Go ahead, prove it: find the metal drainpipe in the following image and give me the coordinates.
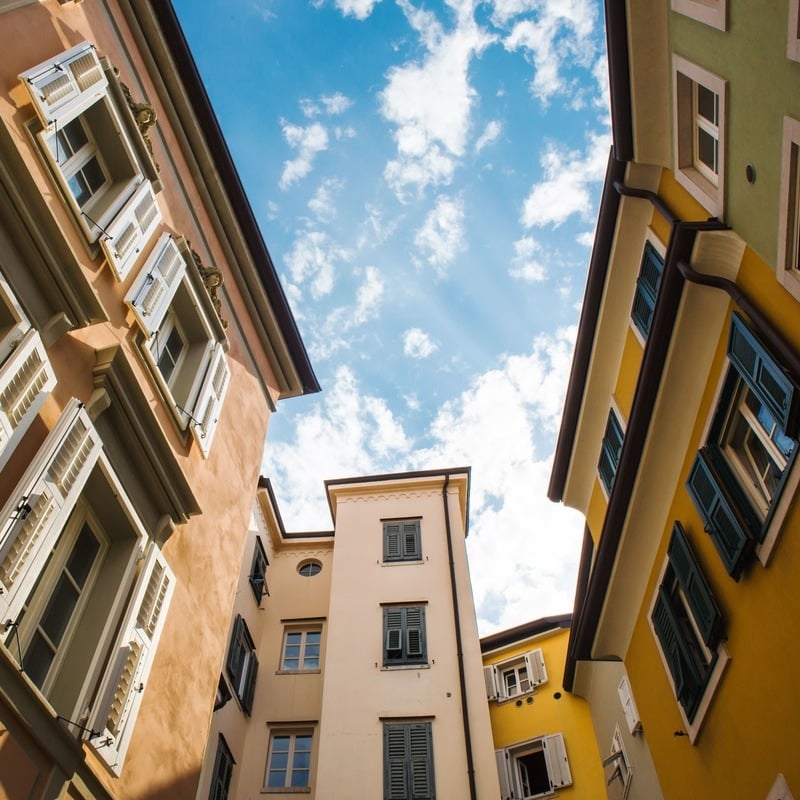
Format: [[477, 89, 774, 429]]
[[442, 473, 478, 800]]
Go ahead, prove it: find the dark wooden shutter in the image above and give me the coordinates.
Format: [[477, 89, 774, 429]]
[[384, 724, 408, 799], [385, 608, 403, 659], [405, 607, 425, 660], [631, 242, 664, 337], [403, 521, 421, 559], [728, 313, 797, 436], [384, 523, 401, 560], [409, 723, 435, 799], [243, 654, 258, 716], [668, 523, 722, 646], [598, 410, 624, 492]]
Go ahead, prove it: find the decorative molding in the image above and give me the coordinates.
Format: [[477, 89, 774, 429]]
[[191, 246, 228, 329], [335, 488, 444, 505], [119, 79, 159, 171]]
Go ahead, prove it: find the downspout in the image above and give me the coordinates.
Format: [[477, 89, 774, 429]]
[[442, 473, 478, 800]]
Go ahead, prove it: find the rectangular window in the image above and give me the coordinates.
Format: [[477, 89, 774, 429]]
[[248, 537, 268, 603], [650, 523, 725, 727], [265, 731, 313, 790], [604, 725, 633, 796], [209, 736, 235, 800], [496, 734, 572, 799], [777, 116, 800, 302], [671, 0, 726, 30], [631, 241, 665, 339], [281, 628, 321, 671], [383, 519, 422, 562], [687, 313, 798, 577], [383, 606, 427, 667], [673, 55, 727, 218], [226, 615, 258, 715], [383, 721, 435, 800], [598, 408, 624, 495], [484, 649, 548, 702]]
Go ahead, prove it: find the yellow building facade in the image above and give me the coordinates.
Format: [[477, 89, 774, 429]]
[[549, 2, 800, 799]]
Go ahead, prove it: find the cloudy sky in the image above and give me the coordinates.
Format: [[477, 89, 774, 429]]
[[173, 0, 609, 634]]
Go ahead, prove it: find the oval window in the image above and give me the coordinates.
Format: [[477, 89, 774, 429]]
[[298, 560, 322, 577]]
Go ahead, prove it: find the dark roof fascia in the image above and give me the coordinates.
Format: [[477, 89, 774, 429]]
[[563, 218, 728, 692], [257, 476, 334, 538], [480, 613, 573, 653], [605, 0, 633, 161], [563, 526, 594, 689], [148, 2, 320, 396], [548, 152, 627, 502]]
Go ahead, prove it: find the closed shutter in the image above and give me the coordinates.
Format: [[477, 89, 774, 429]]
[[125, 233, 185, 337], [0, 402, 101, 622], [495, 749, 513, 799], [483, 665, 499, 700], [598, 410, 624, 492], [408, 723, 434, 800], [542, 734, 572, 789], [686, 448, 753, 577], [384, 724, 408, 800], [384, 523, 401, 559], [728, 312, 797, 436], [403, 521, 421, 559], [631, 242, 664, 337], [524, 649, 548, 686], [100, 181, 162, 282], [668, 523, 722, 646], [405, 607, 425, 659], [89, 542, 175, 773], [617, 675, 642, 735], [0, 328, 57, 466], [19, 42, 108, 128], [189, 345, 230, 458], [385, 608, 403, 656]]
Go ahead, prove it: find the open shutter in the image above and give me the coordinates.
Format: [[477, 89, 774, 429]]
[[0, 402, 101, 622], [729, 312, 797, 436], [631, 241, 664, 337], [19, 42, 107, 128], [242, 653, 258, 715], [189, 346, 230, 458], [100, 181, 162, 281], [524, 649, 548, 687], [495, 749, 513, 800], [402, 521, 421, 559], [408, 723, 434, 800], [0, 276, 29, 366], [385, 609, 403, 656], [125, 233, 185, 337], [89, 542, 175, 773], [617, 675, 642, 735], [598, 410, 624, 492], [686, 448, 753, 577], [405, 606, 425, 659], [483, 665, 499, 700], [384, 523, 401, 559], [668, 523, 722, 646], [0, 328, 57, 466], [542, 734, 572, 789], [384, 724, 408, 800]]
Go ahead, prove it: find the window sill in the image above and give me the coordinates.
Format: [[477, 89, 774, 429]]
[[381, 663, 430, 671], [261, 787, 311, 794], [275, 669, 321, 675], [675, 165, 722, 219], [496, 690, 537, 705], [381, 559, 425, 567]]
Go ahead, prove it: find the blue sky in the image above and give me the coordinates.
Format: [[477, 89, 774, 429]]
[[173, 0, 609, 634]]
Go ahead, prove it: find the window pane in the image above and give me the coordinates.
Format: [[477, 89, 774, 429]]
[[38, 573, 80, 645], [24, 633, 55, 688], [697, 85, 718, 124], [697, 128, 718, 173], [66, 524, 100, 587]]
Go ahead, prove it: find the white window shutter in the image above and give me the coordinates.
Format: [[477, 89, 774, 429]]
[[483, 665, 499, 700], [89, 542, 175, 773], [125, 233, 185, 337], [543, 734, 572, 789], [524, 648, 548, 687], [0, 402, 101, 622], [0, 329, 57, 466], [617, 675, 642, 734], [100, 181, 162, 281], [495, 749, 513, 800], [189, 346, 230, 458], [18, 42, 108, 128], [0, 276, 29, 367]]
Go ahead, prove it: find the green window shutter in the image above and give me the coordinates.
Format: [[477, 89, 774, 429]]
[[402, 521, 421, 559], [631, 242, 664, 337], [409, 723, 435, 799], [598, 409, 624, 493], [728, 313, 797, 435], [385, 608, 403, 658], [384, 724, 408, 799], [243, 654, 258, 716], [226, 616, 245, 680], [405, 606, 426, 662], [686, 448, 752, 578], [668, 523, 722, 646], [384, 523, 401, 560]]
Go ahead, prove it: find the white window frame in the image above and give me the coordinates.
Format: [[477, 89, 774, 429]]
[[496, 734, 572, 799], [777, 117, 800, 302], [280, 626, 322, 672], [604, 725, 633, 800], [673, 55, 727, 218], [788, 0, 800, 62], [264, 729, 314, 791], [671, 0, 726, 31], [484, 648, 547, 702]]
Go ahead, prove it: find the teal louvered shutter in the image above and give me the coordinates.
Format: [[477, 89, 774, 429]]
[[686, 448, 752, 578], [631, 242, 664, 337], [598, 410, 624, 493], [668, 523, 722, 646], [384, 724, 408, 799], [403, 521, 421, 559], [384, 523, 401, 560], [385, 608, 403, 659], [243, 653, 258, 715], [728, 313, 797, 436], [405, 606, 425, 660], [409, 724, 434, 799]]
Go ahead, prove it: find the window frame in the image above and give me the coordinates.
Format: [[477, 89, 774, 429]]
[[788, 0, 800, 62], [264, 729, 313, 792], [382, 605, 427, 668], [383, 720, 435, 800], [671, 0, 727, 30], [225, 615, 258, 715], [496, 733, 573, 799], [248, 537, 269, 604], [383, 518, 422, 562], [280, 626, 322, 672], [209, 735, 235, 800], [672, 55, 727, 218], [777, 116, 800, 302], [484, 648, 548, 702]]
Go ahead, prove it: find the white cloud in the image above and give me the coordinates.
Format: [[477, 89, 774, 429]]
[[334, 125, 357, 140], [352, 266, 385, 326], [475, 120, 502, 153], [403, 328, 438, 359], [521, 130, 610, 228], [413, 195, 466, 272], [284, 230, 350, 299], [357, 202, 401, 249], [510, 235, 547, 282], [379, 0, 496, 198], [248, 0, 276, 22], [280, 121, 329, 189], [308, 178, 344, 222], [321, 92, 353, 115], [335, 0, 382, 19]]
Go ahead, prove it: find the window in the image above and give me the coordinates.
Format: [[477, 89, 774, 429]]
[[604, 726, 633, 799], [281, 628, 321, 671], [383, 606, 427, 667], [671, 0, 727, 31], [496, 734, 572, 799], [126, 233, 230, 457], [265, 731, 312, 790], [19, 43, 162, 276], [649, 523, 727, 733], [249, 537, 269, 603], [673, 55, 727, 218], [226, 615, 258, 715], [209, 736, 235, 800], [686, 314, 798, 577], [0, 400, 175, 774], [631, 241, 664, 339], [777, 116, 800, 301], [788, 0, 800, 62], [383, 519, 421, 562], [383, 721, 435, 800], [598, 408, 624, 495], [298, 559, 322, 577], [484, 649, 547, 701]]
